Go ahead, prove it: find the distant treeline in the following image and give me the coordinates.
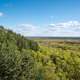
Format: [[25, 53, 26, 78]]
[[27, 36, 80, 40]]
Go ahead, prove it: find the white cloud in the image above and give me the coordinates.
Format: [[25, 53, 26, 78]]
[[0, 12, 4, 17], [12, 21, 80, 37], [12, 24, 40, 36], [46, 21, 80, 36]]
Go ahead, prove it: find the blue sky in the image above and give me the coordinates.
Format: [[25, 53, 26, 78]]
[[0, 0, 80, 36]]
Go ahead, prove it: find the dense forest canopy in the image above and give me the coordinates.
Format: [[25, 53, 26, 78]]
[[0, 26, 80, 80]]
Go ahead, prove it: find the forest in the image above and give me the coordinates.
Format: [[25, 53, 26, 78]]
[[0, 26, 80, 80]]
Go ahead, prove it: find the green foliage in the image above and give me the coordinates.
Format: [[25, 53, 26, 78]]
[[35, 39, 80, 80], [0, 26, 80, 80], [0, 26, 38, 80]]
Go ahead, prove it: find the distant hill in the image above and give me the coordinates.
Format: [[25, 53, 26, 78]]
[[27, 36, 80, 40]]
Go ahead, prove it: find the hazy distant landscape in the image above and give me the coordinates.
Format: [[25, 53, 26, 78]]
[[28, 36, 80, 40]]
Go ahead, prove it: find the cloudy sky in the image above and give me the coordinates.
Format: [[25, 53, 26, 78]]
[[0, 0, 80, 37]]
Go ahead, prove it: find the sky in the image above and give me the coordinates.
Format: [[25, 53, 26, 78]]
[[0, 0, 80, 36]]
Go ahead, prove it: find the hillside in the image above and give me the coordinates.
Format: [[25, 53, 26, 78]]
[[0, 26, 39, 80], [0, 26, 80, 80]]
